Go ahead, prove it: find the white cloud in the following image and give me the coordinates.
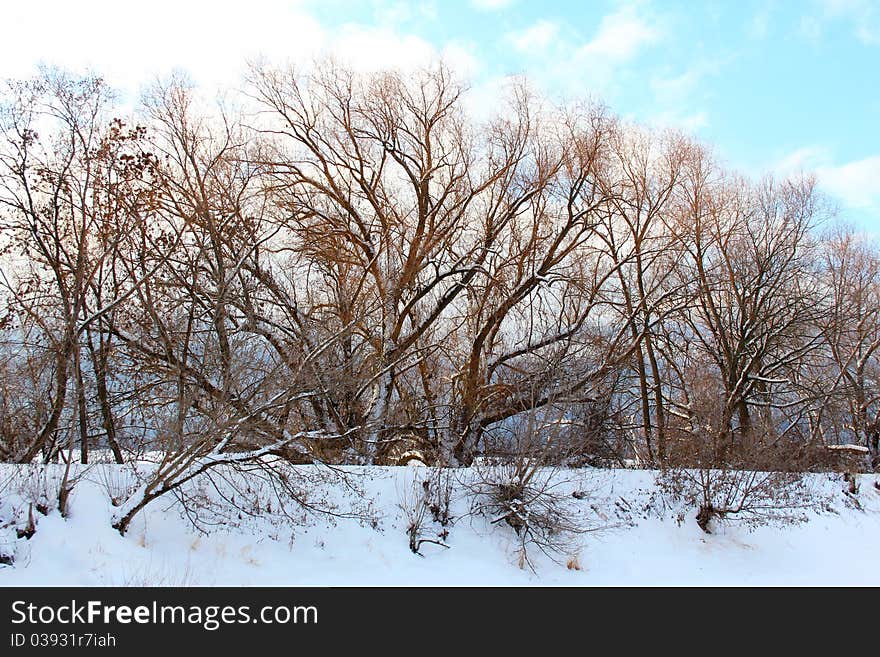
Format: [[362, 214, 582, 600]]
[[647, 56, 723, 136], [578, 6, 660, 61], [482, 6, 666, 108], [774, 146, 831, 176], [441, 42, 483, 77], [470, 0, 515, 11], [329, 26, 482, 76], [650, 110, 709, 133], [371, 1, 438, 25], [801, 0, 880, 44], [330, 24, 436, 72], [463, 75, 514, 121], [650, 69, 701, 102], [0, 0, 482, 99], [799, 15, 823, 41], [506, 21, 559, 53], [0, 1, 324, 95], [775, 147, 880, 220], [856, 22, 880, 44], [817, 156, 880, 210], [749, 8, 771, 40]]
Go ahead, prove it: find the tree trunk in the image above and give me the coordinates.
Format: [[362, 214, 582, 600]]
[[74, 344, 89, 464], [18, 346, 71, 464], [86, 327, 124, 463]]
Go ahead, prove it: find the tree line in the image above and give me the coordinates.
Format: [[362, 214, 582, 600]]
[[1, 63, 878, 481]]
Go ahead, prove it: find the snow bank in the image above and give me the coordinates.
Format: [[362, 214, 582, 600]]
[[1, 464, 878, 585]]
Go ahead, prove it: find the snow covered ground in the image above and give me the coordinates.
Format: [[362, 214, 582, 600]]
[[1, 463, 878, 586]]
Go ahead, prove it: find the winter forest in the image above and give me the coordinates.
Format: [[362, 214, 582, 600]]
[[0, 61, 878, 581]]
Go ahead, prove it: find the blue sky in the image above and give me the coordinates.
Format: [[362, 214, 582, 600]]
[[2, 0, 878, 232]]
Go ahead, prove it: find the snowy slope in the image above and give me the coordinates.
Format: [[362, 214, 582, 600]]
[[1, 464, 878, 586]]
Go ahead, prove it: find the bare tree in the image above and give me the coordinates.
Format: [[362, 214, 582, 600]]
[[594, 125, 691, 464], [667, 150, 828, 465], [0, 69, 162, 465], [246, 65, 625, 464], [817, 225, 880, 469]]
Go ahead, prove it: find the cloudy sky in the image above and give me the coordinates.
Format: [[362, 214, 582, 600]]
[[2, 0, 878, 232]]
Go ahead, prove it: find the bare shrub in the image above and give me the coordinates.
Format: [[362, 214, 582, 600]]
[[396, 468, 453, 555], [426, 467, 454, 529], [91, 462, 140, 507], [114, 561, 196, 587], [0, 461, 91, 553], [464, 400, 605, 569], [11, 464, 64, 516], [464, 456, 598, 571], [660, 362, 828, 532], [164, 459, 378, 541], [396, 473, 432, 555], [0, 468, 18, 564], [657, 466, 820, 533]]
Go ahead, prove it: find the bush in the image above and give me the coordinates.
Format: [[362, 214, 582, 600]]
[[657, 466, 820, 533], [396, 468, 453, 555], [465, 458, 597, 571], [164, 458, 378, 541]]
